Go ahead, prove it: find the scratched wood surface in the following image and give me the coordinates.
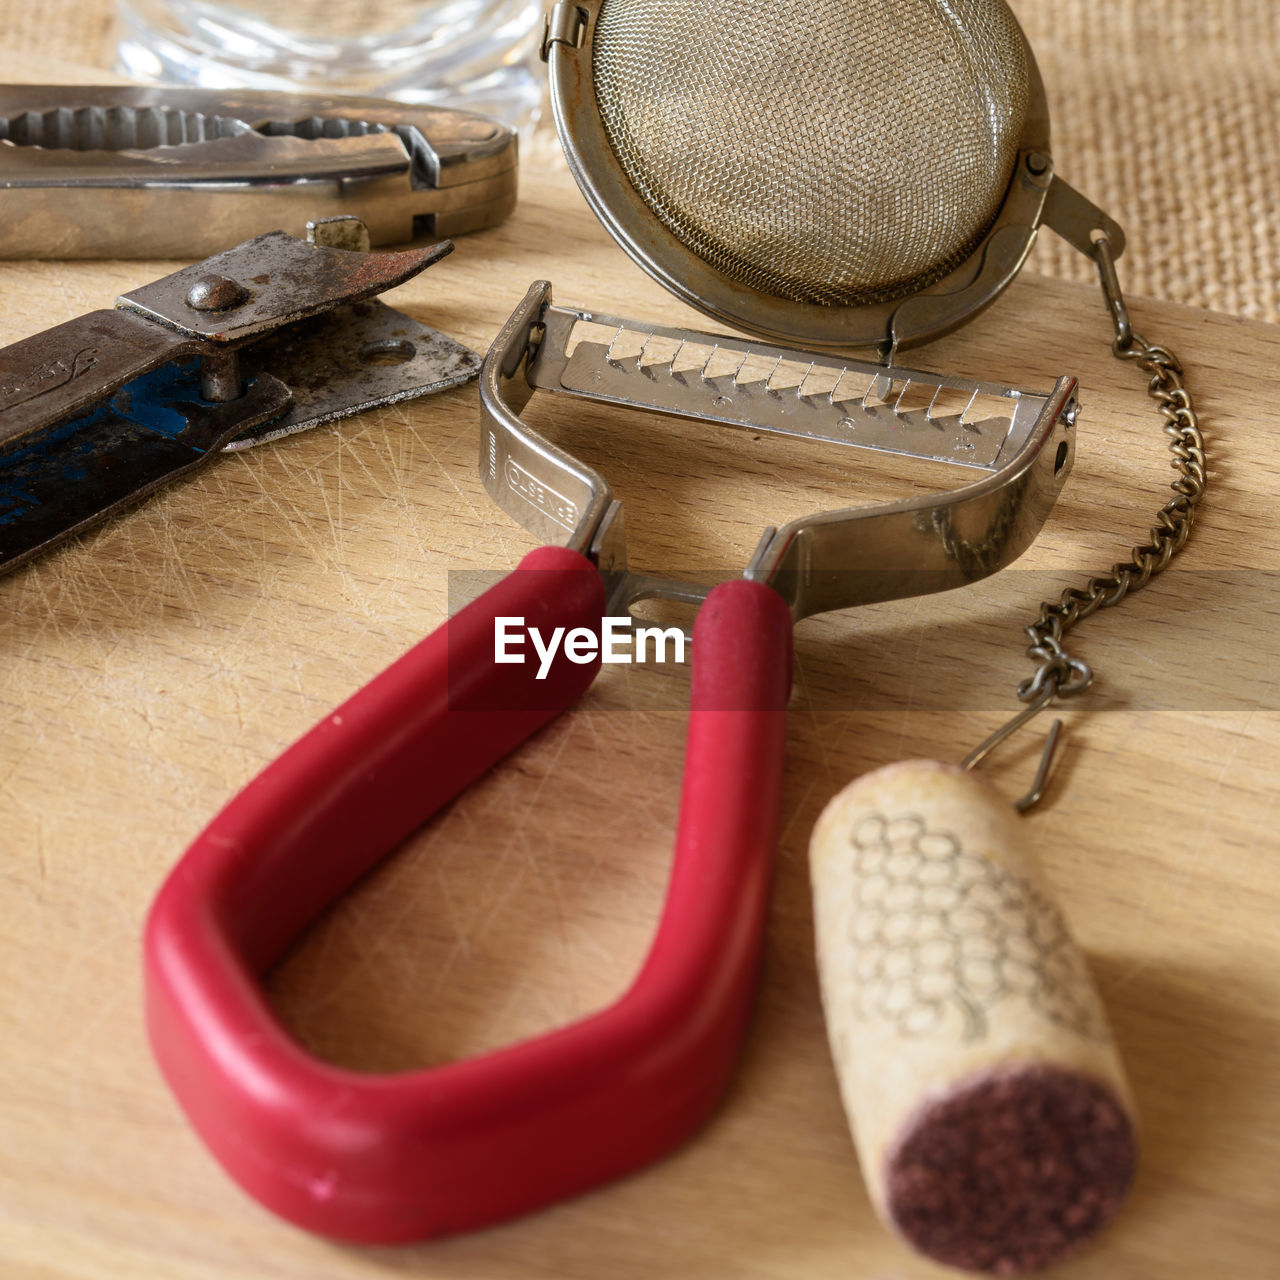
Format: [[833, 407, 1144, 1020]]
[[2, 71, 1280, 1280]]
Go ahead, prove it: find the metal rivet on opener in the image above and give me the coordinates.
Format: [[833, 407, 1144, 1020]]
[[185, 274, 250, 312], [1026, 151, 1050, 176]]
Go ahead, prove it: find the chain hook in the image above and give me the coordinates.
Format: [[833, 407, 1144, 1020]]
[[1092, 231, 1134, 353], [967, 225, 1205, 816], [1016, 648, 1093, 702], [962, 679, 1065, 813]]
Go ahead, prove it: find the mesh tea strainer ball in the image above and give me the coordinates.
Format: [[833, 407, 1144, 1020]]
[[544, 0, 1125, 351]]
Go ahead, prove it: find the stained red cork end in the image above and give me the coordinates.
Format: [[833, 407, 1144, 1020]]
[[884, 1065, 1136, 1275]]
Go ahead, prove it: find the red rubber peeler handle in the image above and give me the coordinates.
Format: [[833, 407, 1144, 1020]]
[[145, 548, 792, 1242]]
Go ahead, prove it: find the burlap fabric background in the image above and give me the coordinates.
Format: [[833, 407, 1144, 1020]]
[[4, 1, 1277, 322]]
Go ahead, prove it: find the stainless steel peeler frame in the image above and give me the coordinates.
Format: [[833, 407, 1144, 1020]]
[[480, 281, 1079, 619]]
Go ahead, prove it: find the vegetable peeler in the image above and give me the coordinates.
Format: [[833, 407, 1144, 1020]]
[[0, 85, 517, 258], [144, 281, 1078, 1243], [0, 216, 479, 576]]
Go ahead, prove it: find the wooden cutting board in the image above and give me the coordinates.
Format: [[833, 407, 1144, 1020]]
[[2, 101, 1278, 1280]]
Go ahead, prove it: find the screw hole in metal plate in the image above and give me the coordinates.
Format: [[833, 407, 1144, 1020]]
[[358, 338, 416, 366], [1054, 439, 1069, 475]]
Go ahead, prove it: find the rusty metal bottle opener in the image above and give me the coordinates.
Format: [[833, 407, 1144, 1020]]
[[0, 85, 517, 258], [0, 217, 479, 576]]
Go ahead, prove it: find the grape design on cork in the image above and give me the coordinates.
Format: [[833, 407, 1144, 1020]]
[[841, 812, 1108, 1044]]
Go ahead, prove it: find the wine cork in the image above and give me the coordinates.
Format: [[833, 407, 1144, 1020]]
[[809, 759, 1136, 1275]]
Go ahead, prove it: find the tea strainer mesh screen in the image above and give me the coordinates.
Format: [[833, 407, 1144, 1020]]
[[589, 0, 1031, 308]]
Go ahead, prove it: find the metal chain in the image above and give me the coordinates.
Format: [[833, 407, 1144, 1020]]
[[1014, 233, 1208, 705]]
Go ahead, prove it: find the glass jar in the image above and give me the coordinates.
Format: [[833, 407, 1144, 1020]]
[[115, 0, 545, 134]]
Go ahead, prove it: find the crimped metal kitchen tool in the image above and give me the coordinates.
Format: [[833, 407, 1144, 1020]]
[[143, 278, 1077, 1243], [543, 0, 1121, 353], [0, 216, 478, 575], [0, 85, 516, 258]]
